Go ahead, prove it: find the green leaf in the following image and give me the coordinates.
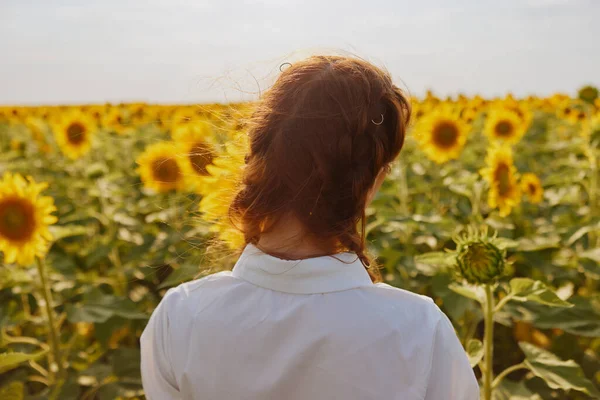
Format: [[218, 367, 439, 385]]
[[0, 381, 24, 400], [448, 283, 485, 303], [49, 225, 90, 241], [466, 339, 483, 368], [519, 342, 600, 397], [579, 248, 600, 263], [493, 238, 519, 249], [517, 235, 560, 252], [158, 264, 205, 289], [447, 183, 472, 198], [566, 225, 595, 246], [111, 348, 141, 380], [66, 290, 148, 324], [0, 268, 32, 290], [509, 278, 573, 308], [97, 383, 121, 400], [531, 296, 600, 337], [85, 162, 109, 178], [413, 251, 456, 268], [0, 351, 46, 374], [492, 379, 542, 400], [430, 273, 473, 322], [52, 376, 81, 400], [66, 304, 115, 324]]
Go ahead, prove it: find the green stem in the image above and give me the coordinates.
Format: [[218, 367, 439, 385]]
[[35, 257, 63, 379], [483, 284, 495, 400], [397, 161, 410, 215], [492, 362, 528, 388], [493, 293, 513, 313], [470, 182, 483, 224], [109, 247, 127, 296], [588, 148, 597, 210], [589, 149, 599, 246]]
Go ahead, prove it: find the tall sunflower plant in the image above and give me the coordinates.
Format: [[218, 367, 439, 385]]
[[406, 100, 600, 399], [0, 172, 66, 397], [417, 227, 599, 400]]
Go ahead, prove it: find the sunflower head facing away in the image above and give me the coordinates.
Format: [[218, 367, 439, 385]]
[[52, 111, 97, 159], [578, 85, 599, 104], [136, 142, 185, 193], [480, 145, 521, 217], [414, 108, 469, 164], [484, 108, 527, 145], [0, 172, 57, 266], [520, 173, 543, 204]]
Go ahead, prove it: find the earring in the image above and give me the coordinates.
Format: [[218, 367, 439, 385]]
[[371, 114, 384, 125]]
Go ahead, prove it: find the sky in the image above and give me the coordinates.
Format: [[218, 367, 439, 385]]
[[1, 0, 599, 105]]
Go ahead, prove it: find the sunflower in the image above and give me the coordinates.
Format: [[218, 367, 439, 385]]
[[198, 131, 248, 248], [25, 117, 50, 150], [578, 85, 599, 104], [136, 142, 185, 193], [413, 108, 469, 163], [173, 121, 217, 190], [459, 106, 479, 124], [170, 107, 198, 138], [52, 111, 97, 159], [102, 107, 132, 135], [85, 104, 108, 126], [520, 173, 543, 204], [484, 108, 527, 145], [0, 172, 57, 266], [480, 146, 521, 217], [581, 113, 600, 145], [127, 103, 152, 125], [557, 101, 588, 124]]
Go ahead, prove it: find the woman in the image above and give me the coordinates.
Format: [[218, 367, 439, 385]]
[[141, 55, 479, 399]]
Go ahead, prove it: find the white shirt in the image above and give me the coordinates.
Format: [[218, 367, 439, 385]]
[[140, 243, 479, 400]]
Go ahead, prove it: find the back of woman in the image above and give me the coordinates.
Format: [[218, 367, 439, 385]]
[[141, 55, 479, 400]]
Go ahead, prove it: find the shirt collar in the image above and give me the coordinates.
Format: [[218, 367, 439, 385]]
[[231, 243, 373, 294]]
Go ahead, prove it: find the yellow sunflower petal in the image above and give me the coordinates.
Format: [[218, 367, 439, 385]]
[[0, 172, 57, 266]]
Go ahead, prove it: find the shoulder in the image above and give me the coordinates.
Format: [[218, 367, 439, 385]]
[[356, 283, 446, 331], [365, 282, 439, 311], [158, 271, 240, 310]]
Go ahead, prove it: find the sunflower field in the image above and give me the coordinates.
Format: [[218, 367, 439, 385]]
[[0, 86, 599, 399]]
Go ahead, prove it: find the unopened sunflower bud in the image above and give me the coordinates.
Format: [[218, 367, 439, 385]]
[[453, 226, 507, 285]]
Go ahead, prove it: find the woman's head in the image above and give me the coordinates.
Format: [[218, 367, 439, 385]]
[[229, 55, 411, 278]]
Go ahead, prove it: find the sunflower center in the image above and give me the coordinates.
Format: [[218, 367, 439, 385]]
[[494, 163, 512, 196], [463, 243, 493, 271], [189, 142, 214, 175], [432, 121, 459, 148], [0, 197, 36, 242], [527, 183, 537, 195], [66, 122, 86, 145], [494, 120, 514, 138], [152, 157, 181, 183]]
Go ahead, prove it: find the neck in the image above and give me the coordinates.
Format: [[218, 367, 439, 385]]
[[256, 213, 336, 260]]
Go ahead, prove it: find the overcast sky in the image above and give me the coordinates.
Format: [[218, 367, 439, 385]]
[[1, 0, 598, 105]]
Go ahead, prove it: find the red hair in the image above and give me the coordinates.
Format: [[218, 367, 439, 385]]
[[229, 55, 411, 281]]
